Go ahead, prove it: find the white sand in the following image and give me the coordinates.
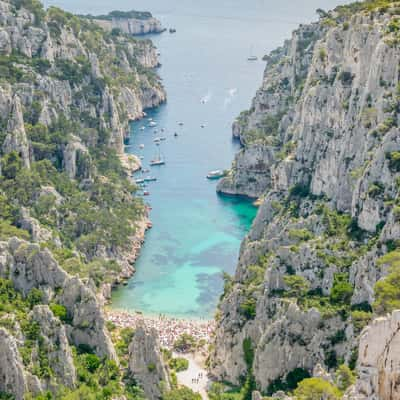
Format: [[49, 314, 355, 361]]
[[176, 352, 210, 400]]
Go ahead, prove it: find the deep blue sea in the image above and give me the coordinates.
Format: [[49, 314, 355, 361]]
[[45, 0, 349, 319]]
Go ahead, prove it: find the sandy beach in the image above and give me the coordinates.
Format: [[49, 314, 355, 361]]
[[106, 309, 215, 349]]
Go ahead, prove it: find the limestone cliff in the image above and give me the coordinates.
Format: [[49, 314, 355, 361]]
[[213, 2, 400, 395], [0, 0, 166, 286], [90, 10, 165, 36], [344, 310, 400, 400], [128, 326, 171, 400], [0, 238, 115, 399], [0, 0, 168, 398]]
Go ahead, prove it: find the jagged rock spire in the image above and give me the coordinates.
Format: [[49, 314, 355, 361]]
[[2, 95, 30, 168]]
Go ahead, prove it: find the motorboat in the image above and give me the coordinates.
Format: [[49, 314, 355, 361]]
[[144, 176, 157, 182], [206, 170, 225, 180]]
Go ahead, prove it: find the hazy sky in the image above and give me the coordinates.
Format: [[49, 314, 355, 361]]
[[43, 0, 351, 24]]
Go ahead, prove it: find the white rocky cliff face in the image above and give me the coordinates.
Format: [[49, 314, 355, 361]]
[[128, 325, 171, 400], [213, 4, 400, 395], [0, 237, 116, 360], [345, 310, 400, 400], [0, 237, 115, 399], [93, 14, 164, 36], [0, 1, 169, 398]]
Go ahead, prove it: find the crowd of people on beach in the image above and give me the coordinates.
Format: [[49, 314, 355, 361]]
[[106, 310, 215, 348]]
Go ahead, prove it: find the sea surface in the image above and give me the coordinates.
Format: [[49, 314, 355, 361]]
[[45, 0, 350, 319]]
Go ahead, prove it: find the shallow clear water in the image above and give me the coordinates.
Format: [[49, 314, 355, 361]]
[[45, 0, 350, 319]]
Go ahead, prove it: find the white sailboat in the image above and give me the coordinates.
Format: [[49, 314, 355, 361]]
[[150, 147, 165, 166], [247, 46, 258, 61]]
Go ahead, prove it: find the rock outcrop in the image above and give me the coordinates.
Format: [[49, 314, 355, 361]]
[[0, 328, 29, 400], [0, 237, 117, 360], [92, 11, 164, 36], [2, 95, 31, 167], [128, 325, 171, 400], [213, 2, 400, 394], [31, 305, 76, 389], [0, 237, 118, 398], [0, 0, 165, 282], [0, 0, 169, 398], [344, 311, 400, 400]]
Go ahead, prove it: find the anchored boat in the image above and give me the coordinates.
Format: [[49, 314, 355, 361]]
[[150, 148, 165, 166], [247, 46, 258, 61], [206, 170, 225, 180]]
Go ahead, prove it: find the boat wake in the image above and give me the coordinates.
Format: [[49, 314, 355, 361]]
[[223, 87, 238, 108], [200, 90, 212, 104]]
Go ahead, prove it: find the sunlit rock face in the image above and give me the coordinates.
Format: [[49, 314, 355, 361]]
[[213, 4, 400, 393]]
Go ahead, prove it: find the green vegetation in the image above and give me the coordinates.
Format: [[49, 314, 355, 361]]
[[386, 151, 400, 172], [240, 338, 256, 400], [239, 297, 257, 320], [114, 327, 135, 366], [283, 275, 310, 298], [267, 368, 311, 395], [330, 274, 354, 305], [86, 10, 153, 21], [162, 387, 202, 400], [374, 250, 400, 314], [288, 228, 314, 242], [335, 364, 355, 392], [49, 303, 68, 322], [241, 111, 285, 145], [208, 383, 242, 400], [168, 357, 189, 372], [0, 2, 167, 399], [351, 310, 372, 333], [14, 0, 46, 24], [293, 377, 341, 400], [173, 333, 197, 353]]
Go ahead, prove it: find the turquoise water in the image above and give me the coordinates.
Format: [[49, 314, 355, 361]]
[[45, 0, 350, 319]]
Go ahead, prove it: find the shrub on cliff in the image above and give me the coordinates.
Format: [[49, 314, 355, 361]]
[[374, 250, 400, 314], [330, 274, 353, 304], [293, 377, 341, 400]]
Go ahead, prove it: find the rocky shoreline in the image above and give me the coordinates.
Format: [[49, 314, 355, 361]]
[[99, 211, 152, 303]]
